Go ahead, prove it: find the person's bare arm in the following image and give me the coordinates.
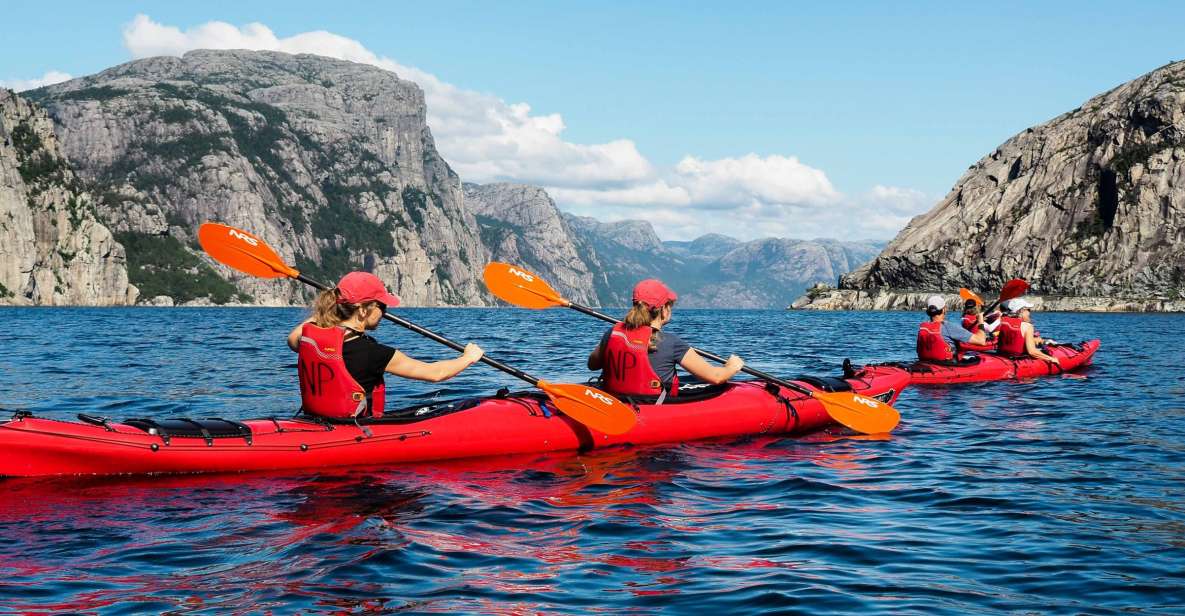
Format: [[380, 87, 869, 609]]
[[1023, 323, 1058, 363], [286, 318, 313, 352], [678, 348, 744, 385], [385, 343, 484, 382], [588, 345, 603, 371]]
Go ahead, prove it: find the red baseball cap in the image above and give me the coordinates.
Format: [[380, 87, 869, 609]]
[[632, 279, 677, 307], [335, 271, 400, 307]]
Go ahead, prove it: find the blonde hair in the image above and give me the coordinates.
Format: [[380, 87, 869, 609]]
[[622, 301, 673, 351], [310, 288, 377, 328]]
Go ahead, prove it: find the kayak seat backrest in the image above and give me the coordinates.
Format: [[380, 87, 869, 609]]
[[125, 417, 252, 439], [794, 375, 854, 393]]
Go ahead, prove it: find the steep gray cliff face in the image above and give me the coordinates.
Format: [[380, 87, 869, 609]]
[[0, 89, 133, 305], [464, 182, 597, 306], [27, 50, 487, 306], [837, 60, 1185, 304]]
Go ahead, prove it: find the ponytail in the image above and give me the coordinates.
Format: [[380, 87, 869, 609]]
[[310, 288, 377, 328], [622, 301, 671, 352]]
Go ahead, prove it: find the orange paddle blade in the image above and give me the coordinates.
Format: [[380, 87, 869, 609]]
[[959, 287, 984, 306], [537, 380, 637, 435], [998, 279, 1029, 303], [483, 262, 568, 309], [198, 223, 298, 279], [814, 390, 900, 434]]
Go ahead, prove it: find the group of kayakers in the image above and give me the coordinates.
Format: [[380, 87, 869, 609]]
[[288, 268, 1058, 421], [917, 294, 1059, 365], [290, 271, 743, 419]]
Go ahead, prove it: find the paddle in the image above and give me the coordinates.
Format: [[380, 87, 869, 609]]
[[482, 262, 901, 434], [959, 288, 984, 306], [196, 223, 637, 435], [981, 279, 1030, 322]]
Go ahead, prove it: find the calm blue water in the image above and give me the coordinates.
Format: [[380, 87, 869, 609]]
[[1, 307, 1183, 614]]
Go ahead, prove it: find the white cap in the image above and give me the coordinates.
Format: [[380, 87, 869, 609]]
[[926, 295, 946, 310], [1005, 298, 1034, 312]]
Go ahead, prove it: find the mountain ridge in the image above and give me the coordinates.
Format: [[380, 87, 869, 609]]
[[4, 50, 885, 308]]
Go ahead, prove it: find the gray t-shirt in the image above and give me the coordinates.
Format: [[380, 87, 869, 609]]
[[599, 327, 691, 386], [941, 319, 974, 346]]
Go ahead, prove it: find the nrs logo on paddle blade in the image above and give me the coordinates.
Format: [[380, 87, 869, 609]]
[[853, 395, 879, 409], [508, 267, 535, 283], [228, 229, 260, 247], [584, 389, 613, 405]]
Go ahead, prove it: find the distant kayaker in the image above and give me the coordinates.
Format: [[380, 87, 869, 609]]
[[286, 272, 484, 419], [995, 298, 1059, 365], [587, 279, 744, 399], [917, 295, 990, 362]]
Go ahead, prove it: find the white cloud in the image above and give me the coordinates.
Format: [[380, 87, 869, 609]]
[[122, 14, 653, 188], [557, 177, 933, 241], [0, 70, 72, 92], [119, 14, 928, 242]]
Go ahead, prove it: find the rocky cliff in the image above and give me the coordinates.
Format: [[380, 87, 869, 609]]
[[464, 182, 598, 306], [26, 50, 488, 306], [799, 59, 1185, 311], [0, 89, 134, 305], [6, 49, 880, 309]]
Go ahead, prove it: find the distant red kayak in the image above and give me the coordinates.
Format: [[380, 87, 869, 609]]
[[864, 339, 1100, 385], [0, 369, 908, 477]]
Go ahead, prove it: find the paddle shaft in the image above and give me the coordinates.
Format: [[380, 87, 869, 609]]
[[566, 303, 818, 397], [295, 274, 545, 387]]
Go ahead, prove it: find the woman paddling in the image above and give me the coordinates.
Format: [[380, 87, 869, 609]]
[[286, 272, 484, 419], [995, 298, 1059, 365], [587, 279, 744, 400]]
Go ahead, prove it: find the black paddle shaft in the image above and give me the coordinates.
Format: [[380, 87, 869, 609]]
[[567, 302, 817, 396], [296, 274, 543, 387]]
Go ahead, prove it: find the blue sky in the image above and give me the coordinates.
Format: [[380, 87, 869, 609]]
[[3, 1, 1183, 240]]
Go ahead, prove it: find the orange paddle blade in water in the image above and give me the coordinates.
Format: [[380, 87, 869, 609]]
[[483, 262, 568, 309], [198, 223, 297, 279], [537, 380, 637, 435], [814, 390, 901, 434]]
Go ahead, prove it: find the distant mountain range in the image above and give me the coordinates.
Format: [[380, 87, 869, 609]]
[[1, 49, 880, 308]]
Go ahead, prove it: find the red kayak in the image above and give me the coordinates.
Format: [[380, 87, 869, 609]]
[[0, 369, 908, 477], [864, 340, 1099, 385]]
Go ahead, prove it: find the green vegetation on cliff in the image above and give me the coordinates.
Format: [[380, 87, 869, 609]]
[[115, 231, 251, 304]]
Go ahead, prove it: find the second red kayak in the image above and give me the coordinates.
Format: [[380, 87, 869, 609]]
[[864, 339, 1100, 385], [0, 367, 908, 477]]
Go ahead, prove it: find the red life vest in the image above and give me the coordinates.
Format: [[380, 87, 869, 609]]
[[961, 314, 980, 333], [297, 323, 386, 418], [917, 321, 954, 362], [600, 323, 678, 397], [996, 316, 1026, 356]]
